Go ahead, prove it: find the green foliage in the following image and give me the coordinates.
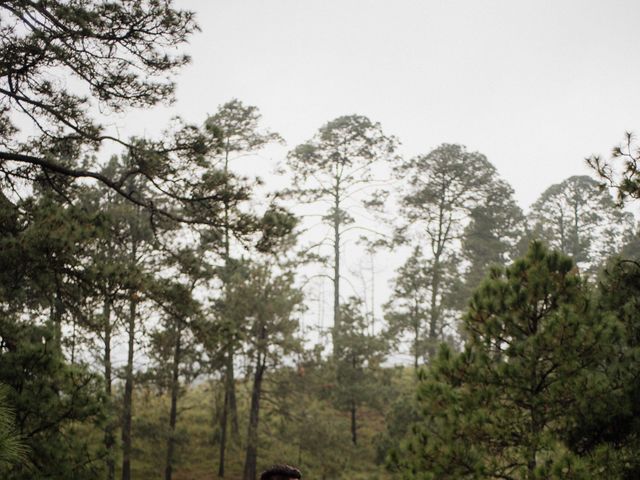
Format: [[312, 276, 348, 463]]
[[528, 175, 634, 269], [588, 132, 640, 205], [200, 99, 289, 251], [385, 247, 460, 367], [393, 144, 508, 355], [0, 385, 25, 469], [286, 114, 398, 351], [398, 242, 621, 480], [205, 99, 283, 154], [255, 206, 299, 254], [126, 363, 410, 480], [563, 257, 640, 479], [378, 385, 420, 468], [234, 262, 303, 360], [335, 298, 391, 415], [460, 180, 526, 303], [287, 115, 398, 200], [0, 0, 208, 221], [0, 318, 105, 480], [0, 195, 87, 303]]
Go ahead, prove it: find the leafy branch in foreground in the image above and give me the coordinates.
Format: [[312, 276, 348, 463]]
[[587, 131, 640, 204], [0, 1, 232, 224], [0, 384, 26, 469]]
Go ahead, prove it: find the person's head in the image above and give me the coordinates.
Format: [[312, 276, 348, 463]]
[[259, 464, 302, 480]]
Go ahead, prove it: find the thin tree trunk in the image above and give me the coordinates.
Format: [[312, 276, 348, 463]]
[[527, 354, 541, 480], [427, 254, 441, 360], [413, 323, 419, 371], [527, 438, 537, 478], [51, 281, 64, 352], [350, 351, 357, 445], [121, 230, 139, 480], [243, 352, 266, 480], [121, 294, 137, 480], [227, 355, 239, 437], [70, 313, 77, 364], [218, 349, 238, 478], [370, 251, 375, 335], [427, 190, 446, 361], [165, 325, 182, 480], [218, 376, 229, 478], [413, 301, 420, 371], [215, 147, 236, 479], [559, 213, 566, 254], [333, 189, 341, 354], [350, 399, 357, 445], [103, 296, 116, 480], [573, 200, 580, 260], [527, 409, 540, 480], [222, 143, 240, 440]]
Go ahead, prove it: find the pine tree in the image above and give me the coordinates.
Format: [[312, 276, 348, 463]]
[[146, 276, 203, 480], [234, 260, 303, 480], [564, 257, 640, 479], [528, 175, 634, 270], [394, 144, 499, 359], [334, 297, 389, 446], [460, 179, 526, 303], [399, 242, 620, 480], [384, 247, 458, 369], [202, 99, 282, 475], [0, 317, 105, 480], [286, 115, 397, 354], [588, 131, 640, 204], [0, 385, 25, 470], [0, 0, 203, 219]]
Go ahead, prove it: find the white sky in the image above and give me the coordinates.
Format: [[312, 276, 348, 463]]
[[119, 0, 640, 209]]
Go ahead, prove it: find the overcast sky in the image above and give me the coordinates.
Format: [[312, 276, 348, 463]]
[[118, 0, 640, 209]]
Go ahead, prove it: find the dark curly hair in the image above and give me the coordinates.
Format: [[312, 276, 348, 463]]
[[259, 464, 302, 480]]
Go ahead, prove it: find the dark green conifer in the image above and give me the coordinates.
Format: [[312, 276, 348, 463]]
[[399, 242, 619, 480]]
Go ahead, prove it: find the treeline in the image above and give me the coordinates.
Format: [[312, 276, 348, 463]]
[[1, 2, 640, 480], [1, 101, 638, 480]]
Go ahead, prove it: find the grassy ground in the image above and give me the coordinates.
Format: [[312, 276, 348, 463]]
[[120, 366, 416, 479]]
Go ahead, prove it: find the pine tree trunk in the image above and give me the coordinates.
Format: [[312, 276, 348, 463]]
[[121, 294, 137, 480], [427, 193, 446, 361], [350, 399, 357, 445], [222, 148, 240, 440], [526, 417, 539, 480], [350, 352, 357, 445], [527, 363, 541, 480], [572, 200, 580, 260], [121, 233, 138, 480], [165, 325, 182, 480], [218, 350, 238, 478], [218, 378, 229, 478], [413, 332, 419, 371], [227, 355, 239, 438], [428, 254, 441, 360], [559, 214, 566, 254], [103, 296, 116, 480], [217, 149, 231, 479], [51, 281, 64, 352], [413, 302, 420, 371], [243, 352, 266, 480], [333, 188, 341, 355]]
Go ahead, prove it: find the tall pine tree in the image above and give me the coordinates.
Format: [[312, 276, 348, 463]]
[[398, 242, 620, 480]]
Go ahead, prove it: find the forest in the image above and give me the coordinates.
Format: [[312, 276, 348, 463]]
[[1, 2, 640, 480]]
